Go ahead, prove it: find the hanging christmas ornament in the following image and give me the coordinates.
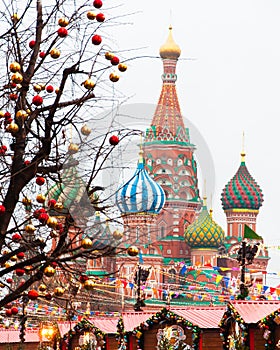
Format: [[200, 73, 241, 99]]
[[68, 143, 79, 154], [92, 34, 102, 45], [46, 85, 54, 93], [47, 217, 58, 229], [109, 73, 119, 82], [32, 95, 43, 106], [96, 13, 105, 22], [12, 233, 21, 242], [0, 205, 6, 215], [28, 290, 39, 300], [38, 212, 49, 224], [57, 27, 68, 38], [11, 72, 23, 84], [9, 62, 21, 73], [29, 40, 36, 49], [127, 246, 139, 256], [50, 48, 61, 59], [36, 176, 45, 186], [81, 125, 91, 136], [81, 238, 93, 249], [48, 199, 57, 208], [105, 52, 114, 60], [93, 0, 103, 9], [83, 79, 95, 90], [6, 123, 19, 134], [58, 17, 69, 27], [44, 266, 56, 277], [84, 279, 95, 291], [15, 269, 25, 276], [36, 194, 46, 203], [79, 275, 89, 283], [9, 93, 18, 101], [24, 224, 36, 233], [16, 110, 28, 120], [11, 307, 18, 315], [109, 135, 119, 145], [17, 252, 25, 259], [110, 56, 119, 66], [33, 84, 42, 92], [39, 284, 47, 292], [39, 51, 46, 58], [113, 230, 123, 240], [54, 287, 65, 296], [87, 11, 96, 20], [118, 63, 127, 72]]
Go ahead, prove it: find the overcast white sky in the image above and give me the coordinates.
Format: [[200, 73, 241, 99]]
[[109, 1, 280, 272]]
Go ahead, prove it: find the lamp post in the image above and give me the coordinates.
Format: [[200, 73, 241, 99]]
[[133, 264, 150, 311], [237, 241, 260, 299]]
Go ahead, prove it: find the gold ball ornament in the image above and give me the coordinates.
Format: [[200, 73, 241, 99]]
[[10, 255, 17, 262], [6, 123, 19, 134], [54, 287, 65, 296], [39, 284, 47, 292], [44, 266, 56, 277], [0, 111, 4, 118], [11, 13, 19, 23], [68, 143, 79, 154], [50, 230, 59, 238], [33, 84, 42, 92], [81, 125, 91, 136], [83, 79, 95, 90], [54, 202, 64, 210], [9, 62, 21, 73], [127, 246, 139, 257], [109, 73, 120, 82], [58, 17, 69, 27], [25, 224, 36, 233], [36, 193, 46, 204], [16, 110, 28, 120], [83, 279, 95, 291], [118, 63, 127, 72], [105, 52, 114, 60], [22, 197, 32, 206], [113, 230, 123, 240], [11, 72, 23, 84], [81, 238, 93, 249], [87, 11, 96, 20], [50, 48, 61, 59], [47, 217, 58, 229]]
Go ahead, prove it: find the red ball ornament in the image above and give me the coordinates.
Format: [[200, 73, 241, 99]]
[[38, 212, 49, 224], [6, 278, 13, 284], [4, 112, 11, 118], [11, 306, 18, 315], [96, 13, 105, 22], [46, 85, 54, 93], [1, 145, 7, 152], [92, 34, 102, 45], [32, 95, 43, 106], [9, 93, 18, 101], [29, 40, 36, 49], [93, 0, 103, 8], [17, 252, 25, 259], [51, 261, 58, 268], [12, 233, 21, 242], [45, 293, 52, 301], [28, 289, 39, 300], [57, 27, 68, 38], [5, 309, 12, 317], [0, 205, 6, 215], [15, 268, 25, 276], [111, 56, 120, 66], [79, 275, 89, 283], [109, 135, 119, 146], [39, 51, 46, 58], [36, 176, 45, 186], [48, 199, 57, 207]]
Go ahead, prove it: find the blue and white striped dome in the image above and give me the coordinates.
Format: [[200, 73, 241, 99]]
[[116, 152, 165, 214]]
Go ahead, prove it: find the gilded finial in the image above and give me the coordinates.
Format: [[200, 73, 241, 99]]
[[139, 134, 144, 164], [159, 26, 181, 60], [203, 179, 207, 207], [241, 131, 246, 163]]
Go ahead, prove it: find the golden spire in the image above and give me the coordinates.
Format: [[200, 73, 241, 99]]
[[241, 131, 246, 163], [159, 26, 181, 60], [139, 134, 144, 164], [203, 179, 207, 207], [209, 193, 213, 218]]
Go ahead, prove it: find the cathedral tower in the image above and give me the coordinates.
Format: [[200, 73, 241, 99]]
[[143, 27, 201, 248]]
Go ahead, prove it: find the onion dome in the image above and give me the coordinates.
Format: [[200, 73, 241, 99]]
[[46, 160, 89, 214], [185, 199, 224, 248], [159, 26, 181, 60], [221, 152, 264, 210], [116, 150, 165, 214]]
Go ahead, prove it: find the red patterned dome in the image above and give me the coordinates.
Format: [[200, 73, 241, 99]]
[[221, 153, 263, 210]]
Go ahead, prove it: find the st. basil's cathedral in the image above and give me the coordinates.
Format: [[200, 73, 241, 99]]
[[111, 26, 270, 297]]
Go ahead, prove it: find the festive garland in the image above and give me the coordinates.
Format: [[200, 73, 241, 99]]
[[259, 311, 279, 349], [132, 308, 201, 350], [219, 304, 249, 350], [63, 318, 106, 350], [116, 316, 128, 350]]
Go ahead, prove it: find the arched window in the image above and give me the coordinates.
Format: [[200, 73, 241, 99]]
[[168, 268, 176, 284]]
